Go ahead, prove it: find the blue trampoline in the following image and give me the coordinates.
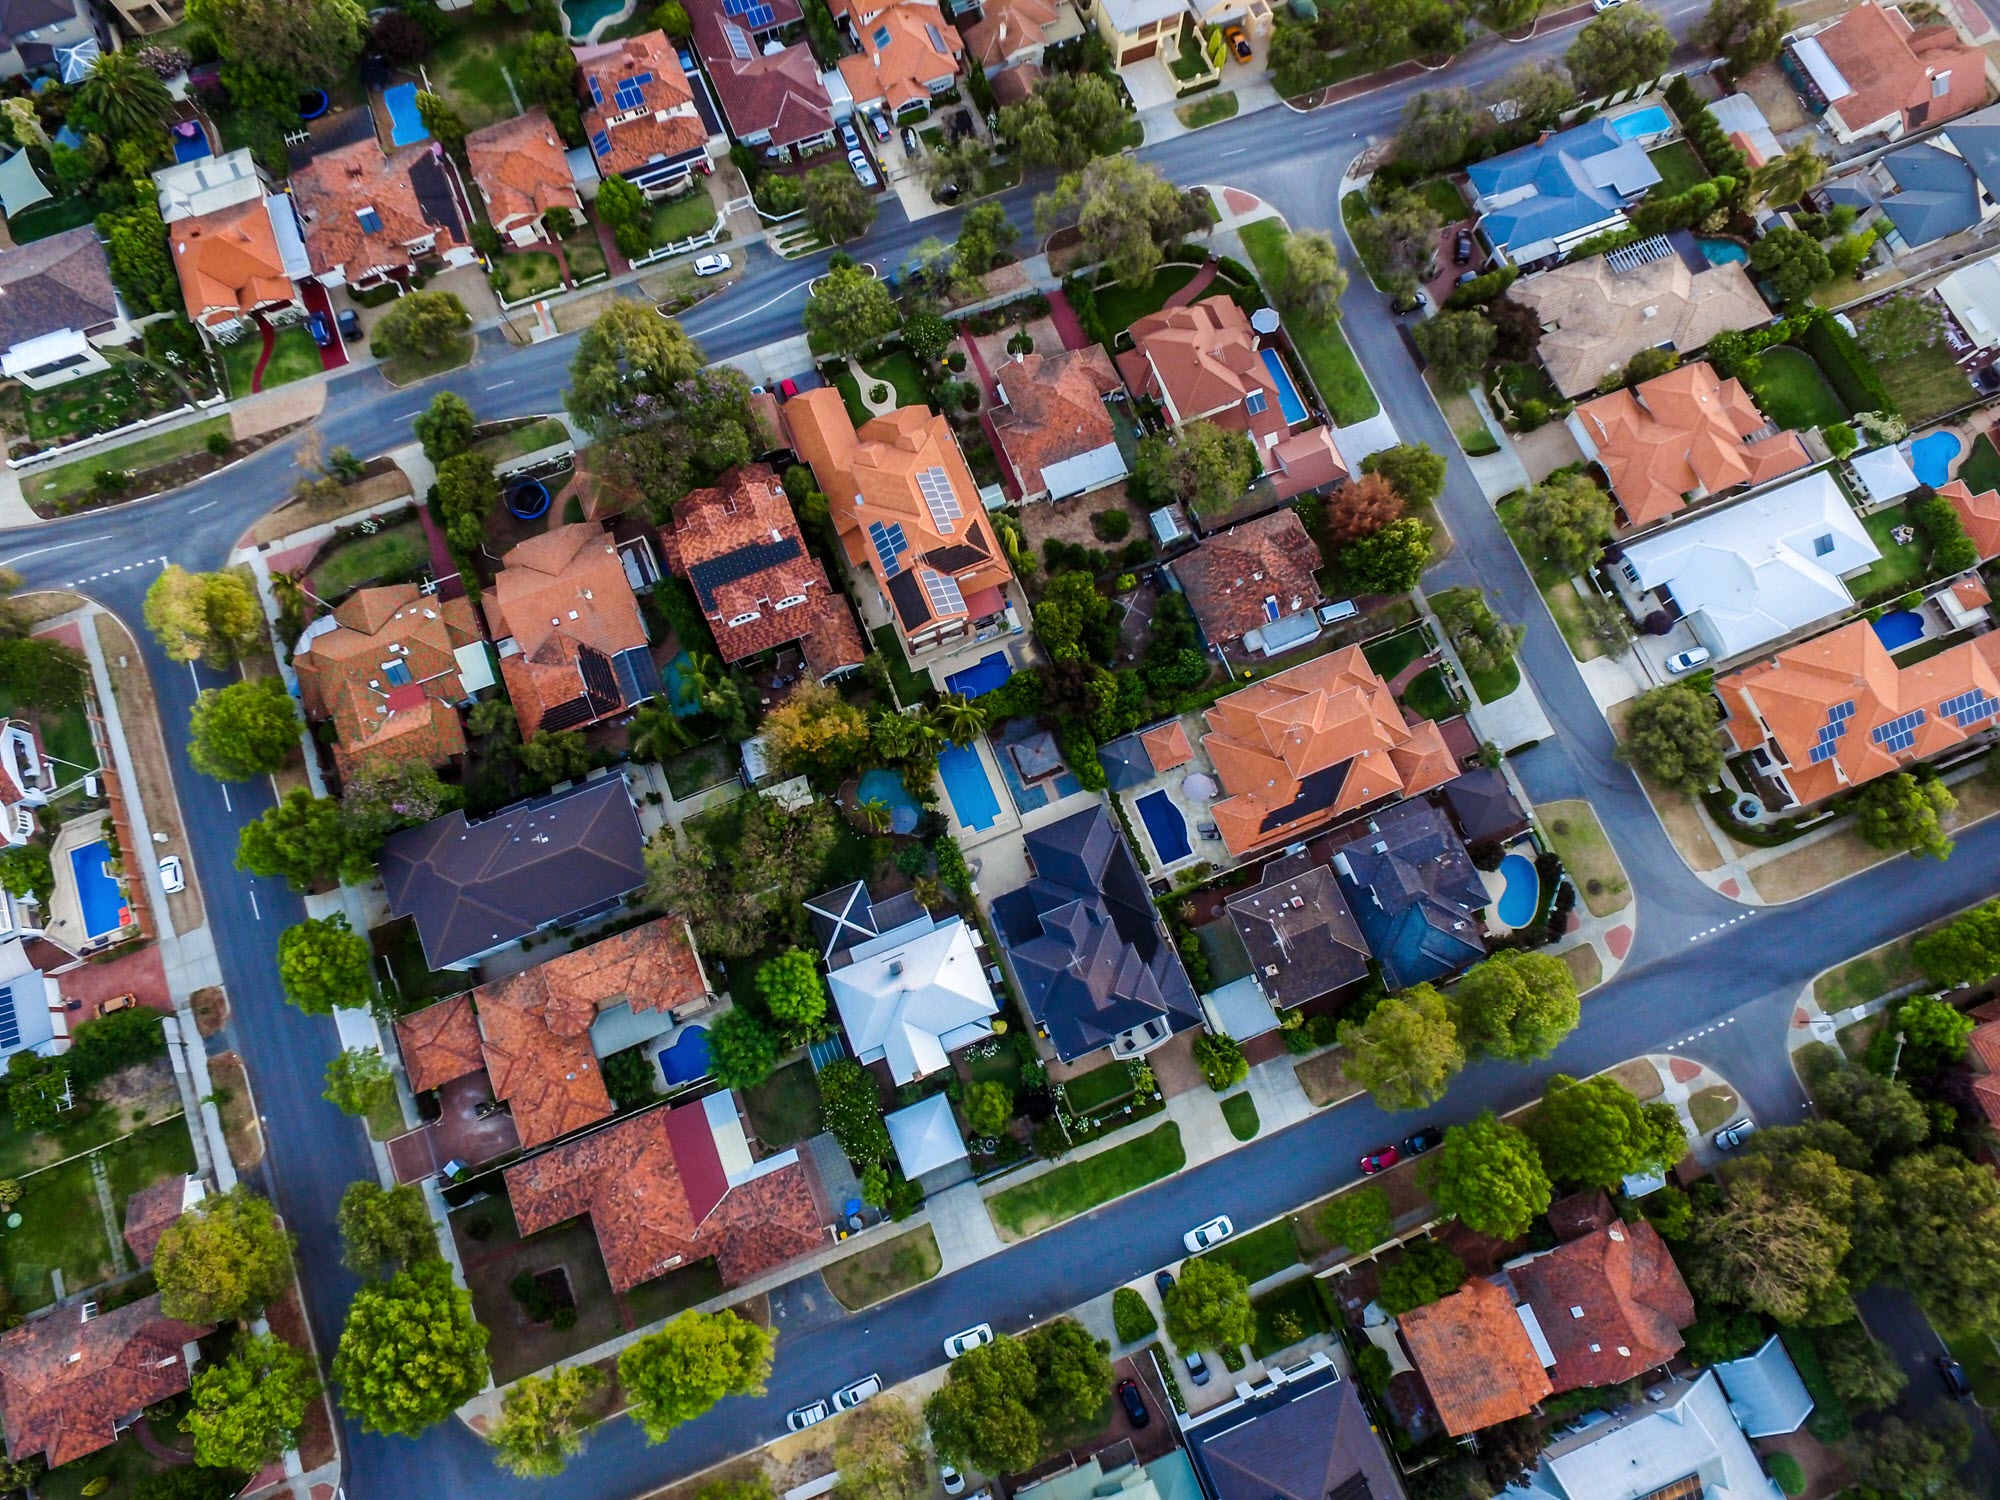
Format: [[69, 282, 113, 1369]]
[[857, 768, 921, 834], [657, 1024, 710, 1084], [508, 478, 550, 519], [944, 651, 1013, 699], [382, 82, 429, 147], [1135, 790, 1191, 863]]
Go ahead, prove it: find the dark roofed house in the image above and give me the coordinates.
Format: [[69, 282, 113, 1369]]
[[0, 225, 135, 392], [378, 777, 646, 970], [991, 805, 1200, 1063], [1510, 1220, 1695, 1392], [1185, 1363, 1398, 1500], [0, 1297, 213, 1467], [687, 0, 836, 153], [1224, 850, 1370, 1010], [1439, 768, 1528, 845], [1330, 799, 1488, 991]]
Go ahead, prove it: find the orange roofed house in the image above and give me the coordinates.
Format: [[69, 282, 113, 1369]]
[[1718, 616, 2000, 808], [661, 464, 866, 679], [466, 107, 584, 247], [1117, 296, 1347, 504], [292, 583, 491, 779], [1785, 1, 1988, 146], [1567, 361, 1811, 530], [785, 390, 1023, 668], [831, 0, 963, 117], [987, 346, 1130, 504], [485, 523, 664, 739], [287, 137, 473, 291], [1940, 476, 2000, 560], [1171, 509, 1324, 659], [1201, 648, 1457, 857], [0, 1297, 213, 1466], [168, 196, 303, 345], [576, 30, 713, 193], [1399, 1275, 1555, 1436], [1511, 1220, 1695, 1392]]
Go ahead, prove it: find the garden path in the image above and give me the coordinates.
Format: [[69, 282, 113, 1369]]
[[87, 1151, 130, 1279], [249, 318, 277, 395], [1162, 257, 1218, 309]]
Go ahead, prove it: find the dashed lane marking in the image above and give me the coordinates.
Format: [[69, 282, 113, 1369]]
[[1687, 911, 1756, 942], [1664, 1015, 1739, 1050], [63, 555, 168, 587]]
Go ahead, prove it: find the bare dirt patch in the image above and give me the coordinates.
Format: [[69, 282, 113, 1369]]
[[1295, 1048, 1359, 1107], [1608, 1058, 1664, 1101], [11, 589, 88, 626], [236, 461, 415, 549], [1735, 62, 1812, 132], [95, 612, 203, 935], [190, 985, 229, 1038], [208, 1052, 264, 1171], [1561, 944, 1603, 993], [1752, 773, 2000, 903], [1016, 483, 1152, 561], [95, 1057, 179, 1118]]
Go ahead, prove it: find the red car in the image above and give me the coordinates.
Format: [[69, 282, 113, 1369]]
[[1359, 1145, 1399, 1175], [779, 377, 799, 399]]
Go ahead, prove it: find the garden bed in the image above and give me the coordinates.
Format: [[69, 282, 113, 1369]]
[[1, 360, 195, 454], [1249, 1276, 1329, 1358], [831, 349, 927, 425], [24, 414, 236, 515], [823, 1226, 942, 1310]]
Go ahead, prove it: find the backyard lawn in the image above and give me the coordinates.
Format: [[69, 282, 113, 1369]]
[[1093, 264, 1206, 340], [1412, 177, 1466, 221], [221, 326, 322, 397], [871, 624, 933, 706], [1646, 141, 1708, 196], [652, 189, 719, 247], [5, 192, 109, 244], [427, 16, 530, 129], [1847, 503, 1928, 600], [1249, 1276, 1329, 1358], [823, 1225, 941, 1310], [0, 1158, 113, 1311], [493, 250, 566, 303], [1538, 799, 1629, 917], [1198, 1217, 1300, 1284], [741, 1058, 822, 1147], [989, 1123, 1185, 1239], [1238, 219, 1379, 425], [1176, 91, 1238, 129], [1739, 346, 1848, 432], [103, 1119, 199, 1220], [306, 519, 430, 601], [1873, 339, 1975, 423], [0, 677, 93, 777], [1961, 431, 2000, 494], [472, 416, 571, 467]]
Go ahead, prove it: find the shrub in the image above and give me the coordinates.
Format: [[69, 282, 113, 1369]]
[[1192, 1033, 1248, 1091], [1765, 1454, 1805, 1498], [1091, 509, 1131, 542], [1112, 1286, 1157, 1342], [205, 431, 231, 457]]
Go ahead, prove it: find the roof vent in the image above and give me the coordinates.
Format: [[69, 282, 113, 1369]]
[[889, 959, 903, 976], [1616, 1346, 1631, 1357], [1372, 841, 1388, 855], [1290, 896, 1304, 908], [1589, 1342, 1602, 1353], [1264, 964, 1279, 976], [1570, 1306, 1585, 1318], [1608, 1226, 1624, 1241]]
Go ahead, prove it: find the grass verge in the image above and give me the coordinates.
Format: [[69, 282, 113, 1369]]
[[823, 1226, 942, 1309], [1199, 1216, 1299, 1283], [1220, 1092, 1259, 1141], [1538, 798, 1630, 917], [989, 1123, 1184, 1240], [1236, 219, 1377, 425], [28, 416, 232, 508], [378, 334, 475, 387]]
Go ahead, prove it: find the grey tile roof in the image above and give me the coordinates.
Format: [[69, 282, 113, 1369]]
[[1225, 851, 1370, 1009], [1186, 1372, 1397, 1500], [1880, 142, 1981, 245], [0, 225, 116, 350]]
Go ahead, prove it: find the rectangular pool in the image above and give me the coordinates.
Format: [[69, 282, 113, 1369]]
[[945, 651, 1012, 699], [1259, 348, 1308, 425], [938, 742, 1002, 832], [382, 82, 430, 148], [68, 840, 129, 940], [1611, 105, 1673, 140], [1135, 791, 1191, 863]]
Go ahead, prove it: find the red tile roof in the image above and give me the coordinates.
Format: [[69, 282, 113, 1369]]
[[292, 584, 483, 777], [1399, 1276, 1552, 1435], [289, 138, 463, 281], [1127, 296, 1287, 437], [169, 197, 296, 330], [1815, 2, 1987, 139], [1939, 478, 2000, 561], [394, 994, 485, 1094], [1139, 720, 1193, 772], [833, 0, 962, 112], [0, 1297, 214, 1466], [962, 0, 1058, 67], [987, 347, 1123, 501], [686, 0, 833, 150], [1510, 1221, 1694, 1392], [465, 108, 578, 235], [1173, 510, 1324, 646], [485, 522, 651, 738], [575, 31, 709, 177]]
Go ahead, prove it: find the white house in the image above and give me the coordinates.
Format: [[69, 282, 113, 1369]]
[[828, 912, 998, 1083], [1507, 1371, 1786, 1500]]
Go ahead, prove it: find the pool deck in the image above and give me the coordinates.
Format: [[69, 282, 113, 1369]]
[[934, 735, 1023, 849], [44, 813, 136, 955], [1107, 710, 1236, 878]]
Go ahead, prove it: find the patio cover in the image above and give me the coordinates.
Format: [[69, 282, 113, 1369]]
[[55, 37, 98, 84], [1851, 445, 1919, 504], [265, 194, 314, 279], [886, 1093, 967, 1179], [1202, 974, 1280, 1038], [0, 150, 50, 219]]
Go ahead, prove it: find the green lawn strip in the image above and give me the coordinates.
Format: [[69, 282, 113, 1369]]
[[652, 190, 720, 247], [1176, 91, 1238, 129], [1961, 431, 2000, 494], [856, 349, 927, 409], [1094, 264, 1204, 342], [1537, 798, 1629, 918], [0, 1157, 112, 1311], [1941, 1326, 2000, 1405], [1688, 1084, 1737, 1133], [1249, 1276, 1328, 1358], [306, 519, 430, 601], [29, 415, 233, 506], [1238, 218, 1379, 425], [741, 1058, 823, 1147], [473, 416, 571, 466], [1361, 626, 1430, 680], [1875, 340, 1976, 423], [1645, 141, 1708, 196], [870, 624, 932, 705], [495, 250, 565, 303], [822, 1225, 942, 1309], [989, 1123, 1185, 1239], [1847, 503, 1928, 600], [7, 193, 108, 244], [1738, 346, 1848, 432], [261, 327, 325, 390], [563, 226, 610, 283], [1061, 1059, 1136, 1115], [365, 1090, 406, 1142], [1220, 1092, 1259, 1141], [379, 334, 476, 387], [1413, 177, 1466, 220], [1400, 665, 1459, 720], [1199, 1216, 1301, 1284], [1339, 193, 1389, 290], [1465, 657, 1520, 704], [101, 1119, 197, 1223]]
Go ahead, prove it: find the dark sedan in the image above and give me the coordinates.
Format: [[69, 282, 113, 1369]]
[[1402, 1127, 1444, 1156], [1117, 1379, 1149, 1428]]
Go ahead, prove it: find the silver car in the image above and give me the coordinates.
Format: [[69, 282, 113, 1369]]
[[1713, 1118, 1756, 1150], [832, 1373, 883, 1410], [849, 149, 878, 188], [786, 1399, 829, 1432]]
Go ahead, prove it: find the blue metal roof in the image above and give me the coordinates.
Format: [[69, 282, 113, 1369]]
[[1467, 119, 1661, 257], [1880, 142, 1982, 246]]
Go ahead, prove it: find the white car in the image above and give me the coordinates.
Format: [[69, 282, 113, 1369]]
[[849, 149, 878, 188], [940, 1467, 966, 1496], [693, 253, 733, 277], [1664, 647, 1712, 675], [1591, 0, 1630, 10], [832, 1374, 883, 1411], [1713, 1118, 1756, 1151], [786, 1400, 830, 1432], [1183, 1216, 1233, 1254], [944, 1323, 994, 1358], [158, 855, 185, 893]]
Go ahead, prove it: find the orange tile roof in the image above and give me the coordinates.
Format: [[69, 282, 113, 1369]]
[[292, 584, 482, 777], [576, 30, 709, 177], [1574, 362, 1810, 529], [1128, 297, 1289, 439], [485, 523, 651, 738], [834, 0, 962, 112], [962, 0, 1057, 65], [1399, 1276, 1553, 1436], [1202, 648, 1456, 856], [1956, 576, 1993, 610], [168, 197, 295, 330], [1173, 510, 1324, 647], [987, 347, 1123, 500], [1939, 478, 2000, 561], [1971, 1017, 2000, 1075], [1718, 618, 2000, 805], [289, 137, 462, 281], [0, 1297, 213, 1467], [1268, 426, 1349, 500], [465, 107, 577, 235], [394, 994, 485, 1094], [1139, 720, 1194, 772], [120, 1176, 189, 1267], [1816, 2, 1987, 139], [1975, 1073, 2000, 1130], [1510, 1221, 1694, 1392]]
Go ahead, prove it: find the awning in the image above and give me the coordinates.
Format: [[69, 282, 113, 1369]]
[[0, 149, 49, 219], [1, 327, 88, 380], [1792, 37, 1852, 102], [265, 193, 313, 280]]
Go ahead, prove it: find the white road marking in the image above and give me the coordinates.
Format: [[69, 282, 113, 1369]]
[[1686, 911, 1756, 941], [64, 555, 168, 586], [0, 535, 108, 570], [485, 379, 516, 390], [699, 276, 816, 332], [1664, 1016, 1739, 1050], [248, 888, 260, 920], [189, 501, 218, 513], [218, 782, 232, 812], [398, 409, 423, 419], [1220, 147, 1247, 156]]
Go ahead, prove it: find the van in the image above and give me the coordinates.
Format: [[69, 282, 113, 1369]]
[[1316, 600, 1358, 625]]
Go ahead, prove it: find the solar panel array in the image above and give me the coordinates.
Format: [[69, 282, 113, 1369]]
[[591, 130, 612, 157], [0, 989, 19, 1051], [921, 568, 966, 617], [722, 0, 774, 18], [589, 76, 604, 105], [1942, 688, 2000, 728], [924, 21, 947, 51], [1871, 708, 1927, 754], [917, 465, 961, 533], [612, 72, 653, 110], [725, 21, 752, 58], [1245, 390, 1268, 416], [870, 519, 909, 576], [1807, 700, 1856, 765]]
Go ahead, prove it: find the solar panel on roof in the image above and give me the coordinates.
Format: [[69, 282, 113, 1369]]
[[614, 76, 645, 110], [921, 568, 965, 617], [917, 465, 961, 533], [613, 646, 665, 707], [591, 130, 611, 157], [746, 3, 776, 24], [634, 70, 653, 85], [924, 21, 947, 50], [869, 519, 909, 576], [1829, 700, 1855, 721], [1941, 688, 1999, 728], [1815, 719, 1847, 746], [1808, 742, 1838, 764], [589, 76, 604, 105], [0, 992, 19, 1051], [1871, 708, 1926, 747], [722, 0, 748, 14], [873, 24, 891, 47], [725, 22, 752, 58], [539, 696, 595, 732]]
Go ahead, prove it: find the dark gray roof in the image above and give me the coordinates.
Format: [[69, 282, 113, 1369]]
[[407, 150, 466, 242], [379, 777, 645, 968], [1944, 109, 2000, 199], [1439, 768, 1527, 844], [991, 805, 1200, 1062], [0, 225, 116, 351], [0, 0, 78, 40], [689, 535, 803, 610], [803, 881, 927, 965], [1224, 851, 1369, 1009], [1880, 142, 1981, 246], [1186, 1371, 1397, 1500], [1334, 799, 1486, 915], [1096, 731, 1157, 792]]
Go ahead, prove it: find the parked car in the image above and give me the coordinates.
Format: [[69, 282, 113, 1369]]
[[1665, 647, 1712, 675], [336, 307, 361, 342], [1938, 1355, 1973, 1399], [1591, 0, 1630, 10], [1359, 1145, 1399, 1175], [307, 311, 332, 348], [849, 149, 878, 188], [1713, 1118, 1756, 1150], [867, 108, 891, 141], [934, 181, 962, 203], [786, 1400, 830, 1431], [1402, 1127, 1444, 1156], [1183, 1216, 1233, 1254], [159, 855, 185, 893], [902, 125, 920, 155], [693, 253, 733, 277], [840, 120, 862, 151], [833, 1375, 883, 1411], [1316, 599, 1359, 625], [1116, 1378, 1149, 1428], [99, 994, 138, 1015], [940, 1466, 966, 1496], [779, 377, 799, 399], [1453, 269, 1477, 287], [1183, 1351, 1210, 1387], [1222, 22, 1251, 59], [1154, 1268, 1175, 1297], [944, 1323, 994, 1358], [1391, 288, 1429, 315], [1453, 228, 1474, 264]]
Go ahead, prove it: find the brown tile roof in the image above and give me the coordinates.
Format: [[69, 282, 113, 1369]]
[[0, 1296, 214, 1467], [0, 226, 118, 350], [1139, 720, 1193, 772], [1202, 648, 1456, 857], [1510, 1221, 1694, 1392], [1399, 1275, 1552, 1435], [485, 523, 650, 737], [988, 61, 1040, 107], [833, 0, 962, 112], [1573, 362, 1810, 529], [504, 1104, 824, 1291], [1547, 1188, 1617, 1242], [1971, 1016, 2000, 1075], [1717, 619, 2000, 805], [1940, 478, 2000, 560], [289, 138, 464, 281], [292, 583, 483, 777], [465, 108, 578, 235], [987, 346, 1123, 500], [962, 0, 1058, 66], [1956, 575, 1993, 610], [120, 1176, 189, 1267], [395, 994, 486, 1094], [686, 0, 833, 149], [1267, 426, 1349, 500], [168, 197, 295, 330], [1173, 510, 1324, 646], [1816, 2, 1987, 139], [1511, 257, 1774, 397], [575, 31, 709, 177]]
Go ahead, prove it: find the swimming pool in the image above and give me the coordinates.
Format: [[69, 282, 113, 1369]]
[[68, 840, 129, 941], [171, 123, 211, 163], [945, 651, 1013, 699], [563, 0, 630, 38], [1610, 105, 1673, 141], [1258, 348, 1308, 425], [1696, 237, 1748, 266], [657, 1024, 710, 1085], [938, 742, 1002, 832], [1873, 609, 1927, 651], [1134, 790, 1192, 863], [1495, 853, 1540, 930], [1909, 430, 1962, 489], [382, 82, 429, 148], [856, 768, 921, 835]]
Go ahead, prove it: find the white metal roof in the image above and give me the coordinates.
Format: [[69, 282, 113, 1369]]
[[885, 1092, 968, 1178], [153, 148, 264, 222], [1849, 445, 1919, 504], [830, 917, 998, 1083]]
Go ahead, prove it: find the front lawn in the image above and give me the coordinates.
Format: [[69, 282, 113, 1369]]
[[1538, 798, 1629, 917], [306, 518, 431, 602], [26, 409, 234, 506], [1960, 431, 2000, 494], [1465, 657, 1519, 704], [1238, 219, 1379, 424], [1176, 91, 1238, 129], [1093, 264, 1206, 342], [1846, 502, 1928, 600], [741, 1058, 823, 1147], [1873, 338, 1975, 423], [1645, 141, 1708, 196], [1400, 665, 1459, 720], [562, 223, 609, 283], [620, 1256, 724, 1325], [652, 188, 719, 248], [1221, 1092, 1259, 1141], [493, 250, 565, 303], [1739, 346, 1848, 432], [989, 1123, 1185, 1239], [1061, 1059, 1136, 1116], [1688, 1084, 1737, 1133], [1199, 1217, 1301, 1285], [1362, 626, 1430, 681], [1412, 177, 1467, 221], [221, 326, 322, 397], [823, 1226, 942, 1309], [472, 416, 571, 466], [1249, 1276, 1329, 1358], [379, 332, 475, 387], [452, 1200, 626, 1382]]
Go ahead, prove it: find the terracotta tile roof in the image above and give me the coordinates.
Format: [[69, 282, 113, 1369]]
[[1574, 362, 1810, 529], [120, 1176, 189, 1266], [1814, 3, 1986, 139], [1547, 1188, 1616, 1242], [168, 197, 295, 330], [1173, 510, 1324, 646], [1510, 1221, 1694, 1392], [1202, 648, 1456, 857], [1267, 426, 1349, 500], [1971, 1016, 2000, 1075], [834, 0, 961, 112], [989, 61, 1040, 106], [987, 346, 1123, 500], [1399, 1276, 1553, 1435], [575, 30, 709, 177], [1939, 478, 2000, 560], [1139, 720, 1193, 772], [1511, 257, 1773, 397], [485, 523, 650, 737], [1956, 575, 1993, 610], [395, 994, 485, 1094], [686, 0, 833, 150], [505, 1104, 824, 1291], [962, 0, 1058, 66], [289, 138, 464, 281], [1717, 618, 2000, 805], [0, 1296, 214, 1466], [1975, 1073, 2000, 1130], [1128, 297, 1288, 440], [293, 584, 482, 777], [465, 108, 578, 234]]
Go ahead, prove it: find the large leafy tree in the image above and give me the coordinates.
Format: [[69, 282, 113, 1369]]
[[924, 1335, 1040, 1474], [97, 197, 182, 314], [1412, 309, 1496, 389], [1337, 984, 1464, 1112], [1699, 0, 1790, 76], [187, 0, 368, 87], [1164, 1256, 1254, 1351], [805, 264, 900, 359], [184, 1333, 321, 1472], [1858, 290, 1947, 363], [1033, 572, 1120, 666], [144, 566, 263, 665], [1887, 992, 1975, 1072], [1318, 1186, 1393, 1255], [801, 167, 878, 244], [1749, 226, 1832, 307], [998, 71, 1129, 171], [1810, 1065, 1928, 1166], [435, 450, 497, 554], [1813, 1318, 1907, 1413], [516, 30, 584, 141], [602, 367, 769, 518], [1276, 229, 1348, 324], [1913, 899, 2000, 988], [337, 1181, 437, 1275], [155, 1185, 296, 1324], [488, 1365, 606, 1479], [1884, 1148, 2000, 1332], [1424, 1112, 1551, 1238], [1847, 1412, 1973, 1499], [369, 289, 470, 360], [1360, 443, 1447, 507], [1377, 1238, 1467, 1314], [1343, 517, 1435, 594], [1131, 420, 1258, 518], [1351, 190, 1440, 293], [645, 797, 838, 958], [334, 1259, 490, 1436], [1683, 1135, 1873, 1324], [1514, 470, 1614, 576], [413, 390, 476, 463], [237, 788, 370, 890], [755, 949, 827, 1034], [565, 301, 706, 437], [1453, 951, 1580, 1061], [1565, 4, 1672, 98], [1395, 87, 1480, 174], [705, 1008, 781, 1090], [339, 758, 460, 846], [323, 1047, 395, 1120], [1023, 1320, 1113, 1432], [1528, 1073, 1687, 1187], [1853, 772, 1956, 861], [1617, 683, 1723, 795], [276, 913, 374, 1015], [618, 1310, 774, 1443], [953, 203, 1019, 278], [1036, 157, 1210, 287], [189, 677, 300, 782]]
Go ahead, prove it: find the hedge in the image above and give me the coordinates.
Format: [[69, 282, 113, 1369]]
[[1444, 264, 1518, 309], [1665, 76, 1748, 181], [1798, 311, 1899, 417]]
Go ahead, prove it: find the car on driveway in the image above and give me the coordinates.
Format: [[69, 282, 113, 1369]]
[[940, 1466, 966, 1496], [1359, 1145, 1399, 1175], [779, 377, 799, 398], [833, 1374, 882, 1410], [1453, 228, 1473, 264], [1402, 1127, 1443, 1156], [1183, 1216, 1232, 1254], [1116, 1378, 1149, 1428], [1665, 647, 1712, 674], [336, 307, 361, 342], [944, 1323, 994, 1358], [1222, 22, 1251, 59], [849, 149, 878, 188], [840, 120, 862, 151], [1154, 1269, 1175, 1297], [902, 125, 920, 155], [787, 1400, 829, 1432], [159, 855, 185, 893], [100, 994, 138, 1015], [694, 253, 733, 276], [1183, 1351, 1210, 1386], [307, 311, 332, 348], [1939, 1355, 1973, 1399], [1391, 288, 1428, 315], [867, 108, 891, 141], [1713, 1118, 1756, 1150]]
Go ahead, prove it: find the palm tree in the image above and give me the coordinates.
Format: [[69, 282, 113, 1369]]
[[1753, 142, 1827, 209], [857, 798, 893, 834], [928, 692, 987, 748], [676, 650, 721, 712], [628, 703, 693, 763], [75, 51, 173, 143]]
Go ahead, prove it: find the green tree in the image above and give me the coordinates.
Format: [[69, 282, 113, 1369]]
[[334, 1259, 490, 1436], [1826, 228, 1876, 282], [833, 1397, 929, 1500], [1432, 587, 1522, 679], [1813, 1318, 1906, 1412], [435, 450, 497, 554], [237, 787, 369, 890], [155, 1185, 296, 1324], [1036, 156, 1210, 286], [953, 203, 1019, 278], [6, 1058, 70, 1132], [1482, 59, 1575, 126], [1023, 1319, 1111, 1431], [371, 289, 471, 360], [1514, 470, 1614, 576], [336, 1180, 437, 1275], [413, 390, 477, 463], [1853, 773, 1956, 861], [1847, 1412, 1972, 1500], [1412, 309, 1496, 389], [1751, 139, 1826, 209], [1376, 1238, 1467, 1314], [323, 1047, 394, 1119], [818, 1057, 891, 1161], [1913, 900, 2000, 988], [189, 677, 300, 782], [1885, 1147, 2000, 1332], [1033, 571, 1119, 665], [0, 636, 85, 709], [706, 1008, 781, 1090], [998, 70, 1129, 172], [565, 301, 706, 436], [517, 30, 584, 140], [801, 166, 878, 243], [619, 1309, 774, 1443], [594, 174, 651, 257], [415, 89, 466, 153], [1164, 1255, 1254, 1351], [1529, 1073, 1687, 1187], [756, 949, 827, 1034], [97, 199, 181, 314], [1617, 683, 1722, 794], [339, 759, 460, 847], [0, 845, 53, 903], [1858, 291, 1946, 362], [488, 1364, 606, 1478], [1453, 950, 1579, 1061], [1699, 0, 1790, 76], [1341, 516, 1433, 593], [1337, 983, 1464, 1112], [1749, 226, 1831, 306], [923, 1335, 1040, 1474], [805, 263, 899, 357], [903, 310, 955, 362], [74, 49, 173, 141], [1682, 1141, 1866, 1323], [1360, 443, 1447, 507], [1192, 1033, 1249, 1091], [144, 566, 263, 665], [1317, 1185, 1393, 1254], [1394, 86, 1480, 174], [1423, 1111, 1551, 1238], [1131, 420, 1259, 518], [1350, 189, 1442, 294], [1565, 4, 1672, 97], [185, 0, 368, 87], [276, 913, 374, 1015], [184, 1333, 321, 1472], [1811, 1064, 1928, 1164], [963, 1080, 1013, 1137]]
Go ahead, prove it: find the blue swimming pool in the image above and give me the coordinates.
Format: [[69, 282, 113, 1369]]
[[1611, 105, 1673, 141], [1134, 790, 1191, 864], [563, 0, 629, 37], [171, 125, 211, 163], [1873, 609, 1927, 651], [1696, 236, 1748, 266], [657, 1024, 710, 1084], [1258, 348, 1308, 425], [938, 742, 1002, 832], [945, 651, 1013, 699], [857, 768, 921, 835], [1910, 430, 1962, 489], [68, 839, 128, 940], [382, 82, 429, 148], [1495, 853, 1540, 930]]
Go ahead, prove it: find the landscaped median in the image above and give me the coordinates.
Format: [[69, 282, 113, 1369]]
[[987, 1122, 1185, 1240]]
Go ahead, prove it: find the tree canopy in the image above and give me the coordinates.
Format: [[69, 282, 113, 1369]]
[[805, 264, 900, 357], [1424, 1111, 1551, 1238], [1337, 984, 1464, 1112], [1453, 950, 1580, 1061], [184, 1333, 321, 1472], [186, 0, 367, 89], [1037, 157, 1210, 286], [1853, 773, 1956, 861], [1131, 420, 1258, 520], [144, 566, 263, 665], [1513, 471, 1614, 577], [1618, 683, 1723, 795], [801, 167, 878, 244], [924, 1322, 1111, 1474], [1164, 1256, 1255, 1351], [1412, 309, 1495, 389], [1565, 5, 1672, 97], [189, 677, 299, 782], [618, 1309, 775, 1443], [334, 1259, 490, 1436], [565, 302, 706, 437], [370, 289, 470, 360], [1376, 1238, 1468, 1315], [488, 1365, 607, 1479], [1360, 443, 1447, 507], [276, 913, 374, 1015], [155, 1185, 296, 1324], [999, 71, 1130, 171], [1528, 1073, 1688, 1187], [337, 1180, 438, 1275], [1699, 0, 1790, 76]]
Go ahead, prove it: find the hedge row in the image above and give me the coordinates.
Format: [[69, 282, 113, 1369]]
[[1798, 312, 1900, 417], [1664, 76, 1749, 182]]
